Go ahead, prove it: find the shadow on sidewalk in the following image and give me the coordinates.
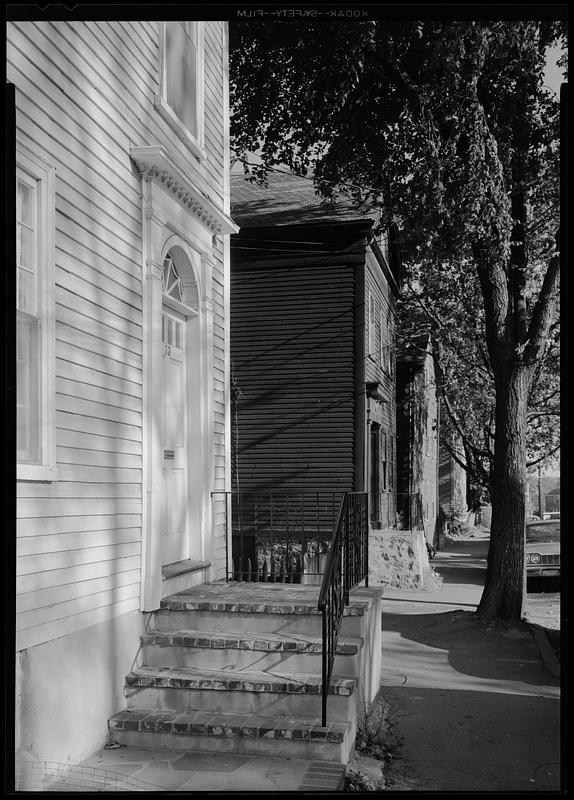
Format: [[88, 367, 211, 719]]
[[382, 608, 558, 689], [380, 684, 560, 792]]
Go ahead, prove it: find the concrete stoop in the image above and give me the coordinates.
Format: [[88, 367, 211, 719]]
[[108, 581, 383, 766]]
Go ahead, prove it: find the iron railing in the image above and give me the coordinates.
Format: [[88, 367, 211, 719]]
[[212, 489, 421, 726], [318, 492, 369, 726], [214, 491, 344, 582]]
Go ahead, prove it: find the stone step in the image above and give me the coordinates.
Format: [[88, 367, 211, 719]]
[[141, 629, 363, 676], [123, 665, 357, 722], [108, 708, 354, 763], [156, 591, 370, 637]]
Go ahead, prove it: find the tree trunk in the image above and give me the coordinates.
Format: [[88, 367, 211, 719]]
[[476, 364, 533, 622]]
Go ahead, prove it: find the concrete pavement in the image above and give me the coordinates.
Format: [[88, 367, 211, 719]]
[[378, 534, 562, 792]]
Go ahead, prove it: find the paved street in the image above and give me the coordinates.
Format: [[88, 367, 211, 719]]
[[525, 578, 561, 632]]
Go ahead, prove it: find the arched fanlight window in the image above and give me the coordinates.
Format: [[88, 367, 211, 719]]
[[162, 253, 184, 302]]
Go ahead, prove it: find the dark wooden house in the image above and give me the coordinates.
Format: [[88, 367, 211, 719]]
[[229, 171, 400, 577]]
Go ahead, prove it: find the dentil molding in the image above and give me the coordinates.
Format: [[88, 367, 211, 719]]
[[131, 145, 239, 236]]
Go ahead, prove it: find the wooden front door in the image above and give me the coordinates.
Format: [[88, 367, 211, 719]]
[[161, 308, 189, 565]]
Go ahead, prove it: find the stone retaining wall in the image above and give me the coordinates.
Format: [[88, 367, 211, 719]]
[[368, 530, 430, 588]]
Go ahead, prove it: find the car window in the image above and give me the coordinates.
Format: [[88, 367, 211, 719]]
[[526, 523, 560, 543]]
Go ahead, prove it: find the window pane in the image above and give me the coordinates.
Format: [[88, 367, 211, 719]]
[[17, 314, 40, 463], [17, 223, 37, 274], [18, 179, 36, 228], [17, 266, 36, 314], [165, 22, 197, 137]]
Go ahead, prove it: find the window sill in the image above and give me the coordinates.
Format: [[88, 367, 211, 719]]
[[17, 464, 58, 482], [154, 96, 207, 162]]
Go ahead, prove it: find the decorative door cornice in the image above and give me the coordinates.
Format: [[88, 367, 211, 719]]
[[131, 145, 239, 236]]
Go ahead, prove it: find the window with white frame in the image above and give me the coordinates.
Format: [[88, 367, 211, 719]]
[[381, 431, 387, 490], [155, 21, 205, 159], [16, 147, 56, 480], [379, 307, 384, 369], [367, 291, 375, 357], [389, 312, 395, 379]]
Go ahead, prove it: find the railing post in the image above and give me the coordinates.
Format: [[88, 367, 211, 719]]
[[225, 493, 229, 582]]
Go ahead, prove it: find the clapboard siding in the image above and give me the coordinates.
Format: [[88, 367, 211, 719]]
[[55, 447, 142, 469], [56, 324, 142, 370], [56, 289, 143, 343], [17, 569, 141, 614], [56, 342, 142, 387], [16, 596, 141, 653], [18, 541, 141, 575], [17, 556, 140, 595], [17, 585, 140, 635], [56, 362, 142, 403], [55, 410, 142, 443], [11, 18, 229, 651], [18, 482, 141, 499], [56, 378, 141, 413], [56, 304, 142, 357], [231, 261, 356, 494], [57, 245, 143, 306]]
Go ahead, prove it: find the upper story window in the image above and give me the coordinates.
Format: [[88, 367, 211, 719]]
[[367, 290, 375, 357], [155, 21, 205, 160], [16, 146, 57, 481], [379, 307, 385, 371]]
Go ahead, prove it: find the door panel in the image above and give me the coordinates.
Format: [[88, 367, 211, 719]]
[[161, 310, 188, 565]]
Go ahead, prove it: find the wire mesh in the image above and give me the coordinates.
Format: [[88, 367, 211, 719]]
[[14, 760, 162, 792]]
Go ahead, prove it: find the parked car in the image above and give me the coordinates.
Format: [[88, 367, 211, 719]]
[[542, 511, 560, 520], [525, 519, 560, 578]]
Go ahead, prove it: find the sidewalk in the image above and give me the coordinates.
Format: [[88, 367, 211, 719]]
[[376, 534, 562, 792]]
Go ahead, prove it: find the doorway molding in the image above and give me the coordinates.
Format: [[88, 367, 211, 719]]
[[131, 145, 237, 611]]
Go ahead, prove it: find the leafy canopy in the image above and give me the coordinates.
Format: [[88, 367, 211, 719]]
[[230, 19, 564, 484]]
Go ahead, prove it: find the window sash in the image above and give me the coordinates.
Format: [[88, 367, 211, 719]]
[[17, 174, 38, 315], [165, 22, 198, 138], [156, 22, 205, 158], [367, 291, 375, 356], [17, 312, 40, 463], [16, 147, 56, 480]]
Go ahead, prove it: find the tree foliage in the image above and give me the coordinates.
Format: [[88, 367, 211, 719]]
[[230, 18, 565, 621]]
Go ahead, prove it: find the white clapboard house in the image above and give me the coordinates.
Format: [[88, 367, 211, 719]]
[[10, 20, 237, 765]]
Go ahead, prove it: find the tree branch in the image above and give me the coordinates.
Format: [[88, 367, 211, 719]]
[[526, 443, 561, 469], [473, 243, 513, 372], [524, 245, 560, 364]]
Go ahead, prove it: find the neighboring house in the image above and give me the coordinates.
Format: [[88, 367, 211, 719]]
[[545, 486, 560, 514], [438, 431, 467, 540], [396, 334, 440, 548], [10, 20, 237, 765], [525, 474, 561, 517], [229, 170, 400, 575]]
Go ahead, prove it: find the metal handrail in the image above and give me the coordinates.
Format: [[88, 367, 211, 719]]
[[213, 491, 342, 582], [317, 492, 369, 727]]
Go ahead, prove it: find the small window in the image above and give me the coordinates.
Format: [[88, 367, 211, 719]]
[[378, 229, 390, 264], [155, 21, 205, 159], [381, 432, 387, 491], [16, 147, 56, 481], [379, 307, 384, 369], [367, 291, 375, 357]]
